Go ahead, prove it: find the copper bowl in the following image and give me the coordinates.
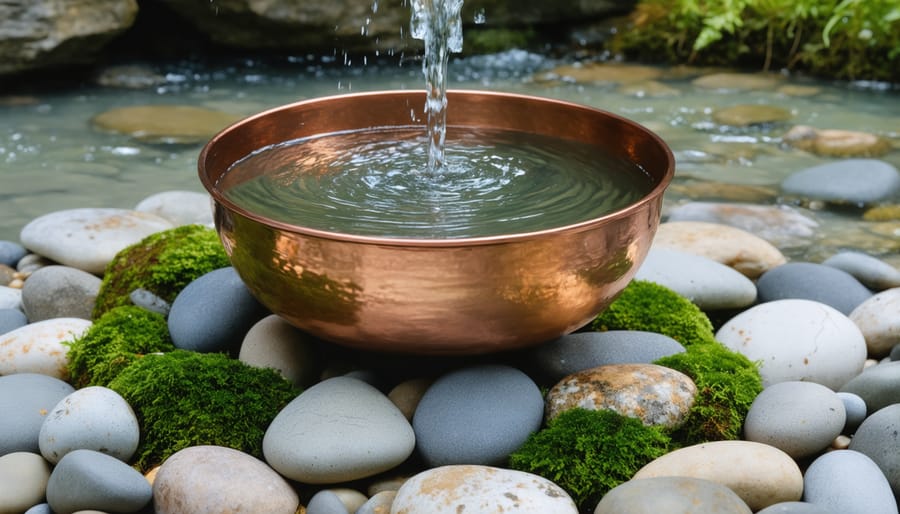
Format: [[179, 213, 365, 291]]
[[199, 90, 673, 354]]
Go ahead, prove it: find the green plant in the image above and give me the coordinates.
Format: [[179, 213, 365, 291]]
[[66, 306, 175, 388], [655, 342, 762, 444], [509, 408, 671, 509], [93, 224, 230, 319], [591, 280, 717, 347], [107, 350, 299, 472]]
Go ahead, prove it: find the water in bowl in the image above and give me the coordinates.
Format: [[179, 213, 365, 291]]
[[218, 126, 653, 238]]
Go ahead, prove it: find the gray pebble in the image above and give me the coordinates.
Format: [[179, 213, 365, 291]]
[[306, 490, 350, 514], [0, 307, 28, 334], [823, 252, 900, 291], [46, 449, 152, 514], [16, 254, 55, 275], [848, 403, 900, 498], [24, 504, 53, 514], [595, 476, 752, 514], [129, 288, 171, 316], [356, 491, 396, 514], [167, 266, 268, 353], [21, 265, 101, 322], [757, 501, 837, 514], [413, 364, 544, 467], [529, 330, 686, 384], [840, 361, 900, 413], [757, 262, 872, 315], [803, 449, 897, 514], [0, 240, 27, 267], [837, 392, 867, 434], [781, 159, 900, 205], [0, 373, 74, 454]]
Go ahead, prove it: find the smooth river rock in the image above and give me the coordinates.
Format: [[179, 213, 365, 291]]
[[635, 247, 757, 310], [803, 450, 898, 514], [743, 381, 846, 459], [756, 262, 873, 315], [413, 364, 544, 467], [528, 330, 686, 383], [823, 251, 900, 291], [632, 440, 804, 511], [38, 386, 140, 464], [0, 373, 74, 454], [0, 240, 27, 267], [21, 265, 102, 322], [0, 317, 92, 379], [756, 502, 837, 514], [781, 159, 900, 204], [238, 314, 321, 388], [716, 299, 867, 389], [849, 288, 900, 357], [0, 307, 28, 334], [848, 404, 900, 498], [153, 445, 299, 514], [840, 360, 900, 413], [391, 465, 578, 514], [0, 452, 52, 513], [545, 363, 696, 429], [46, 449, 152, 514], [263, 376, 414, 483], [652, 220, 786, 278], [665, 201, 818, 249], [19, 208, 175, 274], [595, 476, 752, 514], [134, 190, 214, 227], [0, 285, 22, 311]]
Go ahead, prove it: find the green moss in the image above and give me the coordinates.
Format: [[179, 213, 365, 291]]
[[509, 408, 671, 509], [107, 350, 299, 472], [93, 224, 230, 319], [655, 342, 762, 444], [591, 280, 717, 347], [66, 306, 175, 389], [464, 27, 536, 53], [612, 0, 900, 82]]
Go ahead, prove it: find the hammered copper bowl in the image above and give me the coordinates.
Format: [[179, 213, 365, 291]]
[[199, 90, 674, 355]]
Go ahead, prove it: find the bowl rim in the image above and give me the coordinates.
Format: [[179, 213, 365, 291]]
[[199, 89, 674, 248]]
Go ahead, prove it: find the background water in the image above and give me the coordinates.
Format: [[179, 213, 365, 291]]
[[1, 51, 898, 262]]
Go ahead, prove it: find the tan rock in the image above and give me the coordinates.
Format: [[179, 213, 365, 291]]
[[783, 125, 892, 157], [712, 105, 792, 126], [633, 440, 803, 511], [776, 84, 822, 97], [388, 377, 433, 421], [667, 180, 778, 203], [618, 80, 681, 98], [653, 221, 787, 278], [539, 62, 663, 85], [545, 363, 696, 429], [692, 72, 781, 91], [91, 105, 241, 144]]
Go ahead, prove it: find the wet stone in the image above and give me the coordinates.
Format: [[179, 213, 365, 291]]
[[712, 104, 792, 126], [0, 373, 75, 454], [545, 363, 696, 428], [21, 265, 102, 322], [91, 105, 241, 145], [595, 476, 752, 514], [540, 62, 663, 85], [803, 450, 898, 514], [781, 159, 900, 205], [95, 64, 167, 89], [823, 251, 900, 291], [756, 262, 872, 316], [783, 125, 893, 158], [850, 288, 900, 357], [665, 201, 818, 249], [691, 72, 781, 91]]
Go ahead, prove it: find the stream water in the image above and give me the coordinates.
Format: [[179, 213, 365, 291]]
[[1, 50, 898, 262]]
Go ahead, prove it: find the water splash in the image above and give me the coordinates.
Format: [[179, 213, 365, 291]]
[[410, 0, 464, 173]]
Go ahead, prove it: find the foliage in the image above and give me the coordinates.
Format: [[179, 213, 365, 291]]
[[591, 280, 717, 347], [66, 306, 175, 388], [508, 408, 671, 509], [655, 342, 762, 444], [613, 0, 900, 82], [107, 349, 300, 472], [93, 224, 230, 319]]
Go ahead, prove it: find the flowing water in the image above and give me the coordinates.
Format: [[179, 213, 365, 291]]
[[1, 50, 898, 262]]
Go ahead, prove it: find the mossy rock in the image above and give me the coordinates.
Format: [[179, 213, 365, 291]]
[[509, 408, 671, 510], [655, 342, 762, 445], [591, 279, 717, 347], [107, 349, 300, 472], [93, 224, 230, 319], [66, 306, 175, 389]]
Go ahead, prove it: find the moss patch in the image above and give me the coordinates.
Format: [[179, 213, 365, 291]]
[[509, 408, 671, 510], [93, 224, 230, 319], [108, 350, 299, 472], [591, 280, 717, 347], [66, 306, 175, 389], [655, 342, 762, 444]]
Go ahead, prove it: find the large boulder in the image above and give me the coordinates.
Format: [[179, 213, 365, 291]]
[[0, 0, 138, 75]]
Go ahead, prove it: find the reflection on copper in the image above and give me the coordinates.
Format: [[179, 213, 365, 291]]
[[199, 90, 674, 354]]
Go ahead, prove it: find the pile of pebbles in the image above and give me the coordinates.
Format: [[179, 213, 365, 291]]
[[1, 153, 900, 514]]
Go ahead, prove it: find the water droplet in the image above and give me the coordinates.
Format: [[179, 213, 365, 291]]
[[474, 8, 486, 24]]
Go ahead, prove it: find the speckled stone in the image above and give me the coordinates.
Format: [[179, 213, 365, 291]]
[[0, 317, 92, 379], [848, 404, 900, 498], [392, 465, 578, 514], [545, 363, 696, 428], [153, 445, 298, 514], [19, 208, 174, 274], [0, 452, 52, 514], [717, 299, 867, 389], [823, 252, 900, 291], [803, 450, 897, 514], [849, 288, 900, 357], [743, 381, 846, 459], [528, 330, 686, 383], [595, 476, 752, 514], [633, 440, 804, 511], [756, 262, 873, 316], [652, 221, 787, 278]]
